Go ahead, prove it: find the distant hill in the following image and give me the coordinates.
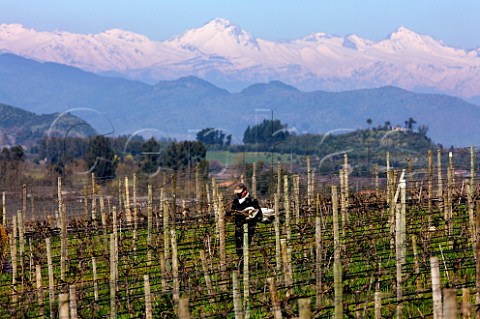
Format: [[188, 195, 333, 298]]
[[0, 102, 96, 147], [1, 53, 480, 147]]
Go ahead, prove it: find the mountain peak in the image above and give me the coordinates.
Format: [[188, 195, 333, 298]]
[[170, 17, 259, 52], [99, 28, 150, 43], [0, 23, 33, 39], [0, 23, 26, 31], [241, 80, 300, 95], [343, 34, 372, 49], [302, 32, 334, 42], [154, 76, 229, 95], [389, 26, 419, 39], [375, 26, 445, 54], [204, 17, 235, 29]]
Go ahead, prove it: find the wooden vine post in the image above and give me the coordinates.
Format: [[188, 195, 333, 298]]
[[284, 178, 292, 250], [10, 232, 17, 310], [311, 170, 315, 213], [298, 298, 312, 319], [232, 271, 243, 319], [343, 154, 349, 225], [475, 199, 480, 313], [91, 173, 97, 226], [284, 175, 291, 236], [35, 264, 44, 317], [58, 177, 68, 282], [252, 162, 257, 198], [293, 174, 300, 222], [45, 237, 54, 319], [217, 193, 227, 288], [205, 183, 211, 216], [437, 149, 444, 218], [395, 177, 406, 318], [375, 279, 382, 319], [22, 184, 26, 225], [125, 176, 132, 225], [315, 213, 322, 310], [112, 206, 118, 284], [92, 257, 99, 304], [428, 150, 433, 227], [195, 165, 202, 213], [462, 287, 471, 318], [100, 196, 108, 254], [160, 187, 165, 231], [172, 174, 177, 229], [147, 184, 153, 266], [110, 233, 117, 319], [388, 170, 395, 247], [281, 238, 293, 298], [243, 223, 250, 318], [69, 284, 77, 319], [268, 277, 282, 319], [82, 182, 88, 221], [274, 194, 282, 275], [446, 152, 454, 238], [386, 152, 391, 208], [277, 162, 282, 201], [30, 192, 36, 222], [163, 199, 170, 273], [58, 292, 69, 319], [471, 146, 475, 199], [332, 185, 343, 318], [443, 289, 457, 318], [431, 256, 442, 319], [144, 275, 153, 319], [17, 209, 25, 290], [467, 181, 476, 248], [133, 173, 138, 229], [171, 228, 180, 306], [340, 169, 347, 245], [178, 297, 191, 319], [2, 192, 5, 226], [307, 156, 312, 207]]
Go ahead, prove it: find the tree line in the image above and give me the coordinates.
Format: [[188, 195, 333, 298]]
[[0, 117, 439, 188], [29, 135, 207, 184]]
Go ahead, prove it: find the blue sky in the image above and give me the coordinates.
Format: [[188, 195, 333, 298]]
[[2, 0, 479, 49]]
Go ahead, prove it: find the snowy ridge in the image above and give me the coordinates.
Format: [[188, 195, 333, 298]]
[[0, 19, 479, 98]]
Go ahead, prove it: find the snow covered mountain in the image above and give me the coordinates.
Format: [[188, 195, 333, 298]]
[[1, 18, 479, 99]]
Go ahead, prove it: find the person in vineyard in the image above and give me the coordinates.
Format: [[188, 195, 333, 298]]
[[229, 182, 262, 271]]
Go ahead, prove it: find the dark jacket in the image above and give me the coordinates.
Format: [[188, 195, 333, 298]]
[[231, 193, 260, 212], [230, 193, 262, 260], [231, 193, 262, 223]]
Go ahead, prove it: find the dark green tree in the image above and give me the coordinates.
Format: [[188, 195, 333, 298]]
[[405, 117, 417, 130], [243, 119, 290, 144], [140, 137, 161, 174], [0, 146, 26, 187], [86, 136, 118, 183], [159, 141, 206, 172], [383, 121, 391, 130], [196, 128, 231, 146], [418, 124, 429, 137], [366, 118, 372, 130], [0, 148, 10, 185], [9, 145, 25, 162]]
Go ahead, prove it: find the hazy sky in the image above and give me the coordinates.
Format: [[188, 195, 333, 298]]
[[2, 0, 479, 49]]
